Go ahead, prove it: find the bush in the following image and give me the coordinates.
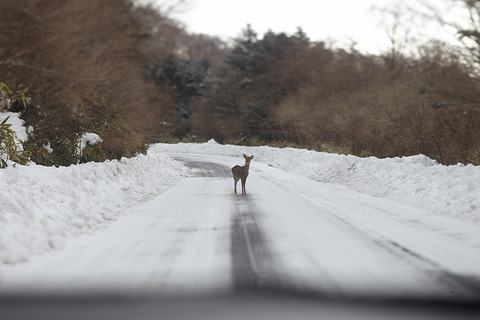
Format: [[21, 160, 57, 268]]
[[0, 117, 29, 167], [22, 98, 147, 166], [0, 82, 30, 167]]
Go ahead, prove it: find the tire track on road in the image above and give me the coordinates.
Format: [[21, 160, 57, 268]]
[[230, 194, 286, 293], [174, 155, 284, 292], [230, 196, 260, 291]]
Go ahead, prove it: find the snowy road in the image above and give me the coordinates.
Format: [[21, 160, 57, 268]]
[[1, 153, 480, 304]]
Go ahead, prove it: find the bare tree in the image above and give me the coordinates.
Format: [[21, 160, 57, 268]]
[[372, 2, 416, 77], [418, 0, 480, 72]]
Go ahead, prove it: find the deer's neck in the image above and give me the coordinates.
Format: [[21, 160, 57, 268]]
[[243, 162, 250, 172]]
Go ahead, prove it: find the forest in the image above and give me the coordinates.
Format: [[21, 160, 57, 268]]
[[1, 0, 480, 166]]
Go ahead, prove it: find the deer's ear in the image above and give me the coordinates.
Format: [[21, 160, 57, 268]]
[[243, 154, 247, 159], [251, 155, 254, 159]]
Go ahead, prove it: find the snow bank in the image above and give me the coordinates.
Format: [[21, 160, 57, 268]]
[[0, 149, 187, 264], [2, 135, 479, 265], [152, 141, 480, 224]]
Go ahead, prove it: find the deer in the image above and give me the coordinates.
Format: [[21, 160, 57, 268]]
[[231, 154, 254, 195]]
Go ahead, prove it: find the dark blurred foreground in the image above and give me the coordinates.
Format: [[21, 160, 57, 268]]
[[1, 290, 479, 320]]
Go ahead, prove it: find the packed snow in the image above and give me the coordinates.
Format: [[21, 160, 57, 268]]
[[2, 152, 480, 303], [1, 112, 187, 263], [1, 112, 480, 266], [0, 148, 187, 264], [152, 139, 480, 224]]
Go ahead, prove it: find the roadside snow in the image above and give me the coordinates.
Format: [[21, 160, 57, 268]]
[[1, 111, 186, 264], [151, 140, 480, 224], [0, 149, 187, 264], [1, 133, 479, 266]]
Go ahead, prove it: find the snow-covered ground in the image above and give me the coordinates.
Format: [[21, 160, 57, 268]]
[[152, 140, 480, 224], [1, 110, 480, 267], [0, 144, 186, 263], [1, 153, 479, 302], [1, 112, 186, 264], [0, 148, 187, 264]]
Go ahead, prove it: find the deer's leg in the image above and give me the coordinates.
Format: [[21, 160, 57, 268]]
[[234, 178, 238, 194], [241, 178, 246, 195]]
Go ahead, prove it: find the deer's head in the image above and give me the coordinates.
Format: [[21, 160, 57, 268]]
[[243, 154, 254, 165]]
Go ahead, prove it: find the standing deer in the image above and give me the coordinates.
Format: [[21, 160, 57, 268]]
[[231, 154, 254, 195]]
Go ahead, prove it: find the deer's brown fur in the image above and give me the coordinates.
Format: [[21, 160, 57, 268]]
[[231, 154, 254, 195]]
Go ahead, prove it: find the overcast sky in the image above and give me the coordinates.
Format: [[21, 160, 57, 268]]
[[163, 0, 457, 54]]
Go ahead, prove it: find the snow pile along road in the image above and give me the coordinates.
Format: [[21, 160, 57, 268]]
[[0, 149, 187, 264], [152, 140, 480, 224], [1, 133, 479, 266]]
